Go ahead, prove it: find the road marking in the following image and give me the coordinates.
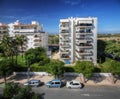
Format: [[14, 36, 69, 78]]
[[81, 94, 90, 96]]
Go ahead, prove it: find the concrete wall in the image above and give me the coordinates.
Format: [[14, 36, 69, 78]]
[[14, 72, 112, 77]]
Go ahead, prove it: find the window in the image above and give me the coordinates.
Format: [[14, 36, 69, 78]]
[[55, 82, 60, 84]]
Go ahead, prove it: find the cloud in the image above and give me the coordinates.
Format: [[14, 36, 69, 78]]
[[63, 0, 82, 6], [0, 15, 17, 19]]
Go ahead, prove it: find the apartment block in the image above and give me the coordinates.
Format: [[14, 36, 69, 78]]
[[8, 20, 48, 51], [59, 17, 97, 64], [0, 23, 8, 40]]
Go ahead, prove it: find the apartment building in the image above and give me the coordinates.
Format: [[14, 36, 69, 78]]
[[8, 20, 48, 51], [59, 17, 97, 64], [0, 23, 8, 40]]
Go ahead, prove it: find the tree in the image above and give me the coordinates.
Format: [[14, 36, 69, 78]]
[[0, 59, 13, 83], [3, 82, 41, 99], [74, 61, 94, 83], [105, 40, 120, 58], [101, 59, 120, 84], [25, 47, 50, 65], [16, 35, 25, 59], [3, 82, 19, 99], [97, 40, 106, 63], [47, 60, 64, 78], [0, 35, 21, 66]]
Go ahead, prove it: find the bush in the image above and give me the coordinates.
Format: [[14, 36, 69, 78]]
[[30, 66, 48, 72]]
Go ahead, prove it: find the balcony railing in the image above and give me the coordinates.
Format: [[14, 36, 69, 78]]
[[60, 26, 69, 30], [60, 33, 69, 36], [76, 32, 93, 35], [61, 56, 70, 59], [76, 50, 93, 55], [60, 44, 70, 47], [76, 23, 93, 28], [14, 29, 37, 33]]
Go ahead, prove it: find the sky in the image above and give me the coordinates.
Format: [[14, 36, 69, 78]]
[[0, 0, 120, 34]]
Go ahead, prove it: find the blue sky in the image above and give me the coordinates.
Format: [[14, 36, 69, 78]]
[[0, 0, 120, 33]]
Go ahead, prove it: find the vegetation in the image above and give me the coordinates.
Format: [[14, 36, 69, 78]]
[[47, 60, 64, 78], [48, 34, 59, 44], [3, 82, 41, 99], [105, 40, 120, 57], [74, 61, 94, 83], [100, 58, 120, 83], [98, 33, 120, 38], [0, 59, 13, 83], [25, 47, 50, 66]]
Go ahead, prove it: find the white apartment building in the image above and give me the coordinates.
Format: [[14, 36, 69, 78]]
[[59, 17, 97, 64], [8, 20, 48, 51], [0, 23, 8, 40]]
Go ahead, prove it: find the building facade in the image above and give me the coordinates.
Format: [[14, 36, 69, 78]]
[[0, 23, 8, 40], [8, 20, 48, 51], [59, 17, 97, 64]]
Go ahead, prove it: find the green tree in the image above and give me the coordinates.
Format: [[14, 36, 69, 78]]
[[0, 59, 13, 83], [47, 60, 64, 78], [74, 61, 94, 83], [0, 35, 21, 66], [3, 82, 19, 99], [3, 82, 41, 99], [101, 59, 120, 83], [16, 35, 25, 59], [105, 40, 120, 57], [25, 47, 50, 65]]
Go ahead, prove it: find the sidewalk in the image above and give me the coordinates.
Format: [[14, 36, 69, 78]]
[[0, 75, 120, 86]]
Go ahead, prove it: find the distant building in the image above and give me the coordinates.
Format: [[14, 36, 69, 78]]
[[0, 23, 9, 40], [59, 17, 97, 64], [8, 20, 48, 51]]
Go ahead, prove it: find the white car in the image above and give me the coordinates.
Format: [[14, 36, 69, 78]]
[[66, 80, 82, 89]]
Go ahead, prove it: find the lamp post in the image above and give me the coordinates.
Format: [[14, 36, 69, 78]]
[[26, 56, 30, 82]]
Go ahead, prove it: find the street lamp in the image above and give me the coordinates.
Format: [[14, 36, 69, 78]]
[[26, 56, 30, 82]]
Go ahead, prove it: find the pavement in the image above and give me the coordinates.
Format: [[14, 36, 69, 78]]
[[0, 74, 120, 86]]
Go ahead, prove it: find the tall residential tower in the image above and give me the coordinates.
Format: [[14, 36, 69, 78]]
[[59, 17, 97, 64]]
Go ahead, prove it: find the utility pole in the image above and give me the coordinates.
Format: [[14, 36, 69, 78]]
[[27, 56, 30, 82]]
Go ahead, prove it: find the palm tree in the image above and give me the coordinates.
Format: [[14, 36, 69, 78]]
[[16, 35, 25, 60]]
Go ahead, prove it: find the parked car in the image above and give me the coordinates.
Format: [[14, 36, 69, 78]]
[[24, 79, 41, 87], [66, 80, 82, 89], [46, 79, 62, 88]]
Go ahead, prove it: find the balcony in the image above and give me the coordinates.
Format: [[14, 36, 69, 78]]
[[60, 49, 69, 54], [60, 26, 69, 30], [60, 38, 70, 42], [60, 33, 69, 36], [61, 54, 70, 59], [76, 23, 92, 28], [76, 50, 93, 56], [34, 43, 40, 46], [14, 29, 37, 33], [76, 38, 93, 42], [76, 32, 93, 35], [60, 44, 70, 48], [34, 39, 41, 42]]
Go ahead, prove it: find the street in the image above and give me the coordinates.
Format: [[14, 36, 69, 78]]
[[0, 85, 120, 99], [32, 85, 120, 99]]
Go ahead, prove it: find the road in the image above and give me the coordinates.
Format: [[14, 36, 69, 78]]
[[32, 85, 120, 99], [0, 85, 120, 99]]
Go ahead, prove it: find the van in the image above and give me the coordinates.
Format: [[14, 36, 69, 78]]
[[46, 79, 62, 88], [24, 79, 41, 87]]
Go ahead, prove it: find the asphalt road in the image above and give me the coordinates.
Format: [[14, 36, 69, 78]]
[[0, 85, 120, 99], [32, 85, 120, 99]]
